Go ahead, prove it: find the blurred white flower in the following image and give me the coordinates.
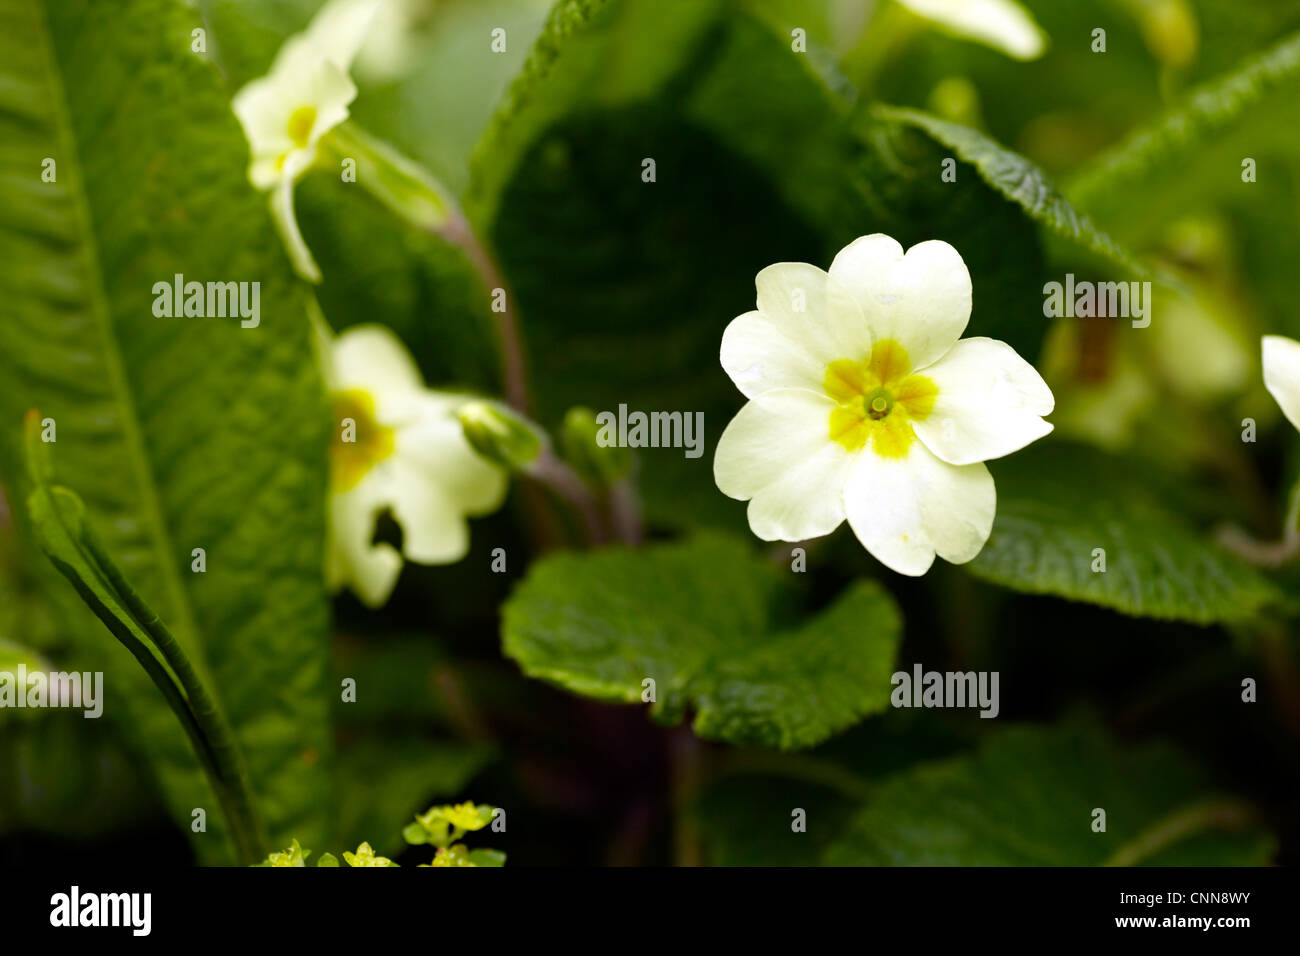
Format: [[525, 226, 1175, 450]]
[[322, 322, 507, 607], [1263, 335, 1300, 432], [714, 234, 1054, 576], [232, 0, 382, 281], [895, 0, 1047, 60]]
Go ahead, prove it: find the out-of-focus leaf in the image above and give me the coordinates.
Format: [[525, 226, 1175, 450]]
[[1070, 30, 1300, 235], [502, 535, 902, 749], [0, 0, 331, 861], [823, 721, 1276, 865], [970, 443, 1283, 624], [1067, 30, 1300, 338], [696, 713, 979, 865]]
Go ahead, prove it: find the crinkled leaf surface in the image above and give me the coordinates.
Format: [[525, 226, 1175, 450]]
[[871, 105, 1145, 277], [502, 535, 902, 750], [970, 443, 1283, 624], [823, 721, 1275, 866], [0, 0, 331, 861]]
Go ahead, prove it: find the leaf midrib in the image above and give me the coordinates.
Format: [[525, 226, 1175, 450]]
[[31, 0, 208, 671]]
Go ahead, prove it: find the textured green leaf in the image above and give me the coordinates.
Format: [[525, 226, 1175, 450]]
[[970, 443, 1282, 624], [502, 535, 902, 749], [0, 0, 331, 861], [870, 104, 1146, 277], [823, 721, 1275, 866]]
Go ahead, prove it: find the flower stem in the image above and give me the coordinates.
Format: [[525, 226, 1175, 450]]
[[528, 449, 608, 546], [441, 211, 531, 415]]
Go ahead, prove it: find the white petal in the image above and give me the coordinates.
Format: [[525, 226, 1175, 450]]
[[911, 337, 1054, 465], [232, 38, 356, 182], [393, 394, 510, 516], [714, 389, 856, 541], [828, 235, 971, 372], [721, 263, 872, 397], [843, 442, 994, 575], [332, 325, 425, 406], [1263, 335, 1300, 433], [306, 0, 384, 71], [269, 179, 322, 283], [896, 0, 1048, 60], [388, 457, 473, 565], [328, 473, 403, 607]]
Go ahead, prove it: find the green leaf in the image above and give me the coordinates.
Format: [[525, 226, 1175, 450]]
[[23, 425, 265, 863], [970, 442, 1283, 624], [467, 848, 506, 867], [823, 721, 1275, 865], [869, 105, 1146, 277], [1065, 29, 1300, 337], [1069, 29, 1300, 236], [0, 0, 331, 861], [502, 535, 902, 749]]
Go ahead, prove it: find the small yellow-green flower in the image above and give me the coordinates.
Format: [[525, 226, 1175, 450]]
[[421, 844, 477, 868], [343, 842, 398, 867], [259, 839, 311, 867], [403, 802, 495, 846]]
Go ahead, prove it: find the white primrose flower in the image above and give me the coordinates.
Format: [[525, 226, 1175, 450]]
[[714, 234, 1054, 576], [231, 0, 382, 282], [895, 0, 1047, 61], [1262, 334, 1300, 432], [322, 322, 507, 607]]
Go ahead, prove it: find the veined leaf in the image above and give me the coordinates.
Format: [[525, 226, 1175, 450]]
[[970, 443, 1283, 624], [869, 104, 1147, 277], [0, 0, 331, 862], [823, 721, 1275, 865], [502, 535, 902, 750]]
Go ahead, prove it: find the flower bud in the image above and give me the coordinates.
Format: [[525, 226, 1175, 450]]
[[457, 400, 544, 472]]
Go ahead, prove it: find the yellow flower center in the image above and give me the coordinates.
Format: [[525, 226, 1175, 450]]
[[331, 389, 395, 490], [287, 105, 317, 149], [825, 339, 937, 458]]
